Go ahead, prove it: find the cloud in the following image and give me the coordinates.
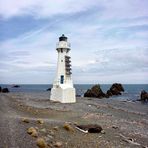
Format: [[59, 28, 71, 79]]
[[9, 51, 30, 56], [0, 0, 96, 19], [0, 0, 148, 20], [100, 0, 148, 19], [0, 0, 148, 83], [81, 47, 148, 74]]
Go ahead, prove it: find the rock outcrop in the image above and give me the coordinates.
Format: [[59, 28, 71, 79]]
[[84, 84, 106, 98], [84, 83, 124, 99], [107, 83, 124, 97], [2, 88, 9, 93], [140, 90, 148, 102], [46, 88, 51, 91], [0, 86, 1, 92], [13, 85, 20, 88]]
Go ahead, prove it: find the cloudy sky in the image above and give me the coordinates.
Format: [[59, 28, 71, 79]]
[[0, 0, 148, 84]]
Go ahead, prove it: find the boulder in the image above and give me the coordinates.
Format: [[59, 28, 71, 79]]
[[84, 89, 93, 97], [107, 83, 124, 96], [106, 90, 112, 96], [46, 88, 51, 91], [13, 85, 20, 88], [76, 124, 103, 133], [112, 83, 124, 92], [2, 88, 9, 93], [84, 83, 124, 98], [140, 90, 148, 102], [76, 94, 81, 97], [84, 85, 106, 98]]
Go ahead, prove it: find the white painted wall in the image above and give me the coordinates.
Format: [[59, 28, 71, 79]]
[[50, 37, 76, 103]]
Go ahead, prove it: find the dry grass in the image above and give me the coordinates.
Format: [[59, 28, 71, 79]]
[[27, 127, 38, 138], [22, 118, 30, 123], [36, 138, 47, 148], [37, 119, 44, 124], [63, 123, 74, 132]]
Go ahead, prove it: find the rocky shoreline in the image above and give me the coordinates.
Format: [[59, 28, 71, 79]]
[[84, 83, 124, 98], [0, 92, 148, 148]]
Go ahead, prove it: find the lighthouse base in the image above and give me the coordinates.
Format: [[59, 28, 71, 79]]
[[50, 86, 76, 103]]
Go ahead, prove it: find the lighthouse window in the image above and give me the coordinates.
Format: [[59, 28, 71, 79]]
[[60, 75, 64, 84], [61, 49, 63, 53]]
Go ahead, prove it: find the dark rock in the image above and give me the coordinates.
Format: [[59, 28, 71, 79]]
[[2, 88, 9, 93], [0, 86, 1, 92], [84, 85, 106, 98], [84, 89, 92, 97], [105, 93, 110, 98], [107, 83, 124, 96], [112, 126, 118, 129], [46, 88, 51, 91], [112, 83, 124, 92], [140, 90, 148, 102], [106, 90, 112, 96], [76, 124, 102, 133], [84, 83, 124, 98], [111, 87, 121, 95], [13, 85, 20, 88]]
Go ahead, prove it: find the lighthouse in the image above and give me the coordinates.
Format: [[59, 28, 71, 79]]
[[50, 34, 76, 103]]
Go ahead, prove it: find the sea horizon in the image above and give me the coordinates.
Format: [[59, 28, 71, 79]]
[[1, 83, 148, 85], [1, 84, 148, 101]]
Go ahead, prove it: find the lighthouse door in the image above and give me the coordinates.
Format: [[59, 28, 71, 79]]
[[60, 75, 64, 84]]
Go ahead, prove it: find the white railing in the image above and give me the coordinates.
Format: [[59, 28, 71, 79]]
[[56, 42, 71, 48]]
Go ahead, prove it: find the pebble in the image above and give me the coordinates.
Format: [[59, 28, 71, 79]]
[[101, 130, 105, 134], [54, 141, 63, 147], [47, 134, 53, 139], [40, 128, 46, 133], [45, 135, 53, 143], [53, 126, 59, 131], [48, 130, 54, 136], [35, 127, 39, 130], [112, 126, 118, 129]]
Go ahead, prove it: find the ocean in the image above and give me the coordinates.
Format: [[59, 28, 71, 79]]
[[1, 84, 148, 101]]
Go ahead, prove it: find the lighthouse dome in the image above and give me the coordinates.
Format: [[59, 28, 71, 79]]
[[59, 34, 67, 41]]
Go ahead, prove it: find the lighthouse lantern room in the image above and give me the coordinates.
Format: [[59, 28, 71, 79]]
[[50, 34, 76, 103]]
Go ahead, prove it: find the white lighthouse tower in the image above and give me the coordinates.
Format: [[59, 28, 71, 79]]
[[50, 34, 76, 103]]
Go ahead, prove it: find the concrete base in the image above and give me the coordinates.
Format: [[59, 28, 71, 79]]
[[50, 86, 76, 103]]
